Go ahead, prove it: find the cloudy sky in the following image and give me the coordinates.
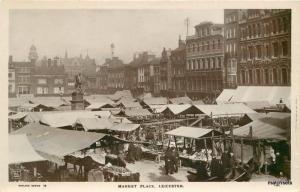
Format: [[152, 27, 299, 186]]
[[10, 9, 224, 64]]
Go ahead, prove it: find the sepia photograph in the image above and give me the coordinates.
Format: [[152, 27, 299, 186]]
[[6, 7, 294, 185]]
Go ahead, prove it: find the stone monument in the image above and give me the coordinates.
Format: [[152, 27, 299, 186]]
[[71, 73, 85, 110]]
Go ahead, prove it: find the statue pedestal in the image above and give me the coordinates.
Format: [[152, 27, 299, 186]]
[[71, 91, 84, 110]]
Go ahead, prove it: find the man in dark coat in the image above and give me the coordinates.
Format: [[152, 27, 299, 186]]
[[164, 148, 173, 175]]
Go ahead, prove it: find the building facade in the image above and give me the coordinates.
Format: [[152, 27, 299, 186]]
[[160, 48, 172, 96], [185, 22, 224, 102], [238, 9, 291, 86], [169, 37, 186, 97], [106, 57, 125, 93], [31, 58, 67, 96], [8, 56, 16, 97], [224, 9, 240, 88], [14, 60, 34, 96]]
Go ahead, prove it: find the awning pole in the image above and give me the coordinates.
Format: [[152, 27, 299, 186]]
[[212, 131, 215, 156], [204, 138, 209, 161], [241, 138, 244, 163]]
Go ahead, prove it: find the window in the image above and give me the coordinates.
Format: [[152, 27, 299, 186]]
[[249, 69, 253, 84], [264, 69, 269, 84], [19, 76, 30, 84], [54, 79, 64, 84], [249, 46, 254, 59], [18, 86, 30, 94], [207, 41, 210, 50], [233, 43, 236, 54], [54, 87, 64, 94], [241, 70, 246, 84], [257, 45, 262, 59], [282, 68, 287, 84], [256, 69, 261, 84], [272, 20, 277, 34], [277, 18, 282, 32], [38, 78, 47, 84], [273, 42, 279, 57], [282, 41, 288, 56], [218, 39, 221, 49], [266, 45, 270, 58], [8, 73, 12, 78], [283, 17, 288, 32]]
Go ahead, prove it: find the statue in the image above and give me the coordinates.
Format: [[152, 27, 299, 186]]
[[75, 73, 83, 93]]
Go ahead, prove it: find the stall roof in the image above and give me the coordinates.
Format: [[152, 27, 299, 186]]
[[161, 104, 192, 115], [40, 111, 111, 127], [233, 119, 288, 140], [195, 103, 257, 117], [230, 86, 291, 106], [117, 108, 152, 117], [86, 102, 114, 110], [84, 95, 113, 105], [233, 112, 290, 140], [108, 123, 140, 132], [148, 105, 168, 113], [8, 112, 28, 120], [191, 100, 205, 105], [143, 97, 169, 106], [216, 89, 236, 104], [11, 123, 106, 157], [9, 134, 46, 164], [165, 126, 219, 139], [170, 96, 192, 104], [75, 117, 114, 131], [29, 97, 70, 108], [243, 101, 272, 110], [117, 98, 141, 109]]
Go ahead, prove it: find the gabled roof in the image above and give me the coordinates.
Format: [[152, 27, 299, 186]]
[[161, 104, 193, 115], [169, 96, 192, 105], [75, 117, 115, 131], [116, 108, 152, 117], [108, 123, 140, 132], [9, 134, 46, 164], [195, 103, 257, 117], [40, 111, 111, 127], [165, 126, 221, 139], [230, 86, 291, 106], [86, 102, 114, 110], [143, 97, 169, 106], [11, 123, 106, 158], [216, 89, 235, 104]]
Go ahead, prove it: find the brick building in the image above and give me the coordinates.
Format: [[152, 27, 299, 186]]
[[224, 10, 240, 88], [14, 59, 35, 96], [31, 58, 67, 96], [169, 37, 186, 97], [185, 22, 224, 101], [238, 9, 291, 86], [8, 56, 16, 97], [160, 48, 172, 96]]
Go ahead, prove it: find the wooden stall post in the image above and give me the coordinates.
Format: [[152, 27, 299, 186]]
[[211, 131, 215, 156], [257, 140, 261, 174], [249, 126, 254, 157], [230, 126, 235, 153], [241, 138, 244, 164], [204, 138, 209, 161]]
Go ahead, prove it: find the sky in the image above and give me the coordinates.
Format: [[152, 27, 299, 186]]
[[9, 9, 224, 64]]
